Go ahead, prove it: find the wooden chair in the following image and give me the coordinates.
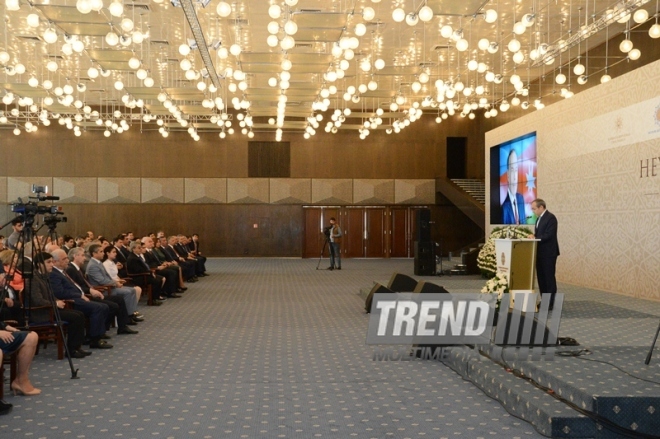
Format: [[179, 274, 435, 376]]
[[0, 350, 17, 400], [18, 291, 66, 360], [124, 267, 154, 306]]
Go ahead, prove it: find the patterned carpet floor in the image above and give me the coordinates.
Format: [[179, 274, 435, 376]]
[[2, 258, 660, 439]]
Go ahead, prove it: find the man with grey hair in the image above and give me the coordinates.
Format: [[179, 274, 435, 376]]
[[86, 244, 140, 315], [66, 247, 142, 327]]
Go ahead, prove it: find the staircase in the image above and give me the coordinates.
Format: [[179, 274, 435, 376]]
[[435, 178, 485, 230], [451, 179, 485, 204]]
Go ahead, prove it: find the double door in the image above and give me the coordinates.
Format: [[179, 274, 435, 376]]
[[303, 206, 427, 258]]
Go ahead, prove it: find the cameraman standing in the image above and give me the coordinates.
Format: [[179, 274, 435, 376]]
[[327, 217, 342, 271]]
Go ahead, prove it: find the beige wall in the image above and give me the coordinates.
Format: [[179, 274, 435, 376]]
[[486, 59, 660, 300]]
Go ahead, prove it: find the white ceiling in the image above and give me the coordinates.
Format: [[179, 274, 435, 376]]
[[0, 0, 656, 138]]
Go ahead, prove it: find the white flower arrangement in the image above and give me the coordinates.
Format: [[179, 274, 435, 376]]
[[480, 271, 509, 309], [477, 226, 532, 278]]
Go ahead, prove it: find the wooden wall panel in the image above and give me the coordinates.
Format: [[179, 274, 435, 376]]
[[51, 204, 303, 257]]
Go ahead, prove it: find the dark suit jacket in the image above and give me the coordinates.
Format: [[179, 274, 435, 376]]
[[162, 245, 180, 262], [126, 253, 152, 275], [535, 210, 560, 259], [24, 273, 57, 322], [143, 250, 162, 269], [501, 192, 526, 225], [65, 263, 92, 294], [49, 267, 86, 301]]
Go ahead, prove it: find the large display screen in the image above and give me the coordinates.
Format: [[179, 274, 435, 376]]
[[489, 132, 537, 225]]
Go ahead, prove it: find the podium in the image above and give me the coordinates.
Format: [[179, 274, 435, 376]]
[[494, 239, 539, 311]]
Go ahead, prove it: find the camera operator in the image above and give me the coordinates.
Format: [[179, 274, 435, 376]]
[[6, 218, 24, 250], [326, 217, 342, 271]]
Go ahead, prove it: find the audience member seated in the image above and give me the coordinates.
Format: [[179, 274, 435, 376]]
[[0, 321, 39, 398], [86, 244, 140, 317], [24, 253, 90, 359], [153, 238, 187, 291], [126, 241, 173, 300], [175, 235, 207, 277], [101, 246, 143, 302], [6, 218, 24, 251], [141, 237, 182, 296], [161, 237, 196, 282], [61, 235, 75, 254], [65, 248, 141, 329], [46, 251, 113, 350]]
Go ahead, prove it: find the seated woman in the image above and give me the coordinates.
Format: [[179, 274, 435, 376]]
[[0, 321, 40, 397], [102, 246, 142, 301]]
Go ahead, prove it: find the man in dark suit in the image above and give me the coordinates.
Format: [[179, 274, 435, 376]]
[[46, 252, 113, 349], [126, 241, 169, 301], [141, 237, 181, 296], [530, 199, 560, 309], [501, 149, 526, 224], [25, 253, 91, 358], [160, 237, 197, 282], [65, 247, 142, 327]]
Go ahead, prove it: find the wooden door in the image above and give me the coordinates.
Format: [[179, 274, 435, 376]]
[[343, 208, 364, 258], [390, 208, 409, 257], [365, 208, 386, 257], [303, 207, 323, 258]]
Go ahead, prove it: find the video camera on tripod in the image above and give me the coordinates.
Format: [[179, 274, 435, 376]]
[[10, 185, 66, 226]]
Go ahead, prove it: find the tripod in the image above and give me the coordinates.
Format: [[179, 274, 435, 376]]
[[645, 320, 660, 365], [0, 216, 79, 379], [315, 234, 330, 270]]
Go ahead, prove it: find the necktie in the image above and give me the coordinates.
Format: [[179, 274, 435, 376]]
[[513, 200, 519, 223], [62, 270, 84, 297]]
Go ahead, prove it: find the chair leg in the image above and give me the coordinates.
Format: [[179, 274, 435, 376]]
[[10, 353, 17, 384], [147, 285, 154, 306], [0, 364, 4, 400]]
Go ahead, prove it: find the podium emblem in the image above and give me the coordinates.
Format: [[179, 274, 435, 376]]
[[500, 252, 506, 265]]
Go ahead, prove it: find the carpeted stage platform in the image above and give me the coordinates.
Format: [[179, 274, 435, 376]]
[[360, 270, 660, 438]]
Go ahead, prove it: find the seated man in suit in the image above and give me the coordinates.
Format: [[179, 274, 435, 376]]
[[172, 235, 206, 277], [85, 244, 140, 316], [44, 252, 112, 349], [25, 253, 90, 358], [65, 247, 142, 327], [141, 237, 185, 294], [160, 237, 196, 282], [126, 241, 176, 300]]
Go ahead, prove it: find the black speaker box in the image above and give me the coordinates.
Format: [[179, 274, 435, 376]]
[[387, 272, 418, 292], [413, 281, 450, 294], [416, 209, 431, 242], [414, 259, 435, 276], [365, 283, 394, 313], [414, 241, 434, 260]]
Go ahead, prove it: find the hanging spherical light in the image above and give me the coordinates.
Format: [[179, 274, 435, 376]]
[[119, 35, 132, 46], [180, 58, 192, 71], [650, 23, 660, 38], [628, 48, 641, 60], [121, 18, 134, 32], [114, 80, 124, 90], [280, 36, 295, 50], [144, 77, 154, 87], [76, 0, 92, 13], [513, 22, 526, 35], [43, 28, 59, 44], [487, 41, 499, 54], [600, 73, 611, 83], [46, 60, 59, 72], [230, 44, 242, 56], [72, 40, 85, 52], [185, 69, 196, 80], [108, 0, 123, 17], [105, 31, 119, 46], [27, 13, 40, 28], [268, 4, 281, 19], [392, 8, 405, 22], [573, 63, 585, 75], [577, 75, 588, 85], [406, 13, 419, 26], [456, 38, 468, 51], [363, 6, 375, 21], [90, 0, 103, 12], [132, 31, 144, 44], [355, 23, 367, 36], [216, 1, 231, 17], [484, 9, 498, 23], [136, 68, 147, 80], [555, 73, 566, 84], [619, 39, 633, 53], [267, 35, 279, 47], [419, 5, 433, 22], [5, 0, 20, 11], [513, 51, 525, 64], [284, 20, 298, 35], [508, 38, 521, 53]]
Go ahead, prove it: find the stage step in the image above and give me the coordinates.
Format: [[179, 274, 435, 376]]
[[443, 346, 596, 438]]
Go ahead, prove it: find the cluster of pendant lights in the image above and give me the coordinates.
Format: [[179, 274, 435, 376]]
[[3, 0, 660, 139]]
